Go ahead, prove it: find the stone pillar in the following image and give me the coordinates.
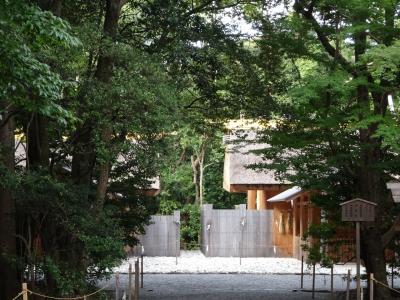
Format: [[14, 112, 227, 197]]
[[247, 190, 256, 210], [256, 190, 267, 210]]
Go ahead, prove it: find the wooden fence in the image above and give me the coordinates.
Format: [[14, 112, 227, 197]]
[[132, 211, 180, 257], [201, 204, 279, 257]]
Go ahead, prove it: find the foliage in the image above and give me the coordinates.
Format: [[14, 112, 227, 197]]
[[158, 199, 181, 215], [0, 0, 79, 120], [14, 170, 125, 295], [1, 0, 265, 296], [180, 204, 201, 249], [239, 1, 400, 295]]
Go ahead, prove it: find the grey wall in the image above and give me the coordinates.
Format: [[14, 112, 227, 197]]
[[201, 204, 278, 257], [133, 211, 180, 257]]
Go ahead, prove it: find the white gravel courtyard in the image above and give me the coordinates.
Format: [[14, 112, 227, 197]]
[[114, 250, 366, 275]]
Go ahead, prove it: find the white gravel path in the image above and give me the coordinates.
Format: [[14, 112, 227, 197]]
[[114, 250, 366, 275]]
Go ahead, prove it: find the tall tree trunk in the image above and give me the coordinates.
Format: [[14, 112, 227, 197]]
[[199, 158, 204, 207], [27, 113, 49, 169], [0, 103, 18, 300], [27, 0, 61, 170], [354, 10, 392, 299], [71, 122, 94, 186], [94, 0, 125, 208], [191, 155, 200, 205], [191, 139, 208, 206]]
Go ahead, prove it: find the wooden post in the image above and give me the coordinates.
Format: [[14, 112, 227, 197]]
[[134, 259, 139, 300], [392, 264, 394, 288], [293, 198, 298, 257], [141, 255, 144, 288], [346, 269, 351, 300], [115, 272, 120, 300], [299, 197, 304, 245], [239, 241, 242, 265], [369, 273, 374, 300], [312, 262, 316, 299], [356, 221, 361, 300], [176, 218, 179, 265], [128, 263, 132, 300], [257, 190, 266, 210], [247, 190, 256, 210], [331, 264, 334, 298], [300, 255, 304, 289], [22, 283, 28, 300]]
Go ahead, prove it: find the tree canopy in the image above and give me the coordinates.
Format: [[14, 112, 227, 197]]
[[1, 1, 400, 299]]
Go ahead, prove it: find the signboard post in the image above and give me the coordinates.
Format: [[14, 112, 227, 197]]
[[340, 198, 377, 300]]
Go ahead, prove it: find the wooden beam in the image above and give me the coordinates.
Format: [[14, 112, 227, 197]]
[[247, 190, 256, 210], [257, 190, 267, 210], [293, 197, 298, 256]]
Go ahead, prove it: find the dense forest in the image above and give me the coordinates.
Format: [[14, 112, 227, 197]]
[[1, 0, 400, 299]]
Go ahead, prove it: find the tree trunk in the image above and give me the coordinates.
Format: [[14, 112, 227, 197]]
[[198, 146, 207, 207], [191, 155, 200, 205], [0, 104, 18, 300], [27, 113, 49, 169], [199, 159, 204, 207], [362, 228, 392, 299], [95, 127, 112, 209], [93, 0, 124, 207]]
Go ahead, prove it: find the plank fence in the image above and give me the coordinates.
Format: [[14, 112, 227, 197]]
[[201, 204, 280, 257], [132, 211, 180, 257]]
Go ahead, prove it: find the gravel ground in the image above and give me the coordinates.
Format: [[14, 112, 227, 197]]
[[104, 251, 400, 299], [115, 250, 366, 275]]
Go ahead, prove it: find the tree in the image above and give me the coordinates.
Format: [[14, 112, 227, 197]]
[[241, 1, 400, 298], [1, 0, 285, 295], [0, 1, 79, 298]]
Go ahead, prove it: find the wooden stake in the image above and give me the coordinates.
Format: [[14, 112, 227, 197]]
[[392, 264, 394, 288], [346, 269, 351, 300], [134, 259, 139, 300], [312, 262, 316, 299], [356, 221, 361, 300], [331, 264, 334, 298], [300, 255, 304, 289], [115, 272, 120, 300], [369, 273, 374, 300], [239, 241, 242, 265], [128, 263, 132, 300], [141, 255, 144, 288], [22, 283, 28, 300]]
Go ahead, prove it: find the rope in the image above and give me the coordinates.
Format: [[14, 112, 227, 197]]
[[11, 291, 24, 300], [22, 282, 110, 300], [372, 278, 400, 295]]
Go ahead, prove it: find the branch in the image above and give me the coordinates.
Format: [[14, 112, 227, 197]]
[[184, 96, 205, 109], [294, 0, 356, 76], [382, 214, 400, 247], [0, 109, 19, 130]]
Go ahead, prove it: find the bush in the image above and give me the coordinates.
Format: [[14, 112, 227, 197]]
[[158, 199, 181, 215], [180, 204, 200, 249]]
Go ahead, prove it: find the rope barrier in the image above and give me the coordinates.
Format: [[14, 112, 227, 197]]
[[372, 278, 400, 295], [11, 291, 24, 300], [11, 282, 111, 300]]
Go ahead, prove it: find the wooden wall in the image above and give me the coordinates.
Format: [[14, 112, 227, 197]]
[[201, 204, 279, 257], [132, 211, 180, 257]]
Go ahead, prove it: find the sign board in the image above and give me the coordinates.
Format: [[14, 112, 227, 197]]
[[340, 198, 376, 222]]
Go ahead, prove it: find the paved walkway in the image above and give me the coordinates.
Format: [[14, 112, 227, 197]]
[[102, 273, 375, 299]]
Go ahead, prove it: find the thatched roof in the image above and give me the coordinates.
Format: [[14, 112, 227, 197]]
[[223, 131, 290, 192]]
